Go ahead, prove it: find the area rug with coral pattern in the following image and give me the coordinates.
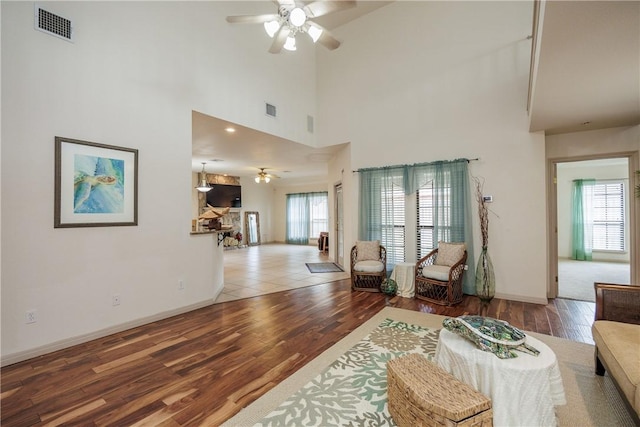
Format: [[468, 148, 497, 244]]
[[223, 307, 634, 427]]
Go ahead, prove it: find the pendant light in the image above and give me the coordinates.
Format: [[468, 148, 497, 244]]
[[196, 162, 212, 192]]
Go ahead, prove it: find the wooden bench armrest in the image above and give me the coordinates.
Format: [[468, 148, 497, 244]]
[[594, 282, 640, 324]]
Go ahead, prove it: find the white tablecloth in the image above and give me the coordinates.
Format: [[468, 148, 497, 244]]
[[435, 329, 566, 427], [390, 262, 415, 298]]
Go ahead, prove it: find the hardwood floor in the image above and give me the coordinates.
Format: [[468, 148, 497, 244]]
[[1, 280, 595, 426]]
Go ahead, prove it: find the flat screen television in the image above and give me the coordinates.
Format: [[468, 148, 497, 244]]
[[206, 184, 242, 208]]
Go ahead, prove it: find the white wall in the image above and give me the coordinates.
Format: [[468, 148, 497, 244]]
[[1, 1, 316, 363], [239, 178, 276, 243], [556, 160, 630, 262], [319, 1, 547, 303]]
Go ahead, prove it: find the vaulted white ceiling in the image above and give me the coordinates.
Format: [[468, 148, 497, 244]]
[[193, 1, 640, 181]]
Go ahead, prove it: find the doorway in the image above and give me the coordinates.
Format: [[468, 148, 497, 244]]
[[550, 156, 633, 301]]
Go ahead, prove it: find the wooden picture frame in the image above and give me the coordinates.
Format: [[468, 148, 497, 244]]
[[54, 136, 138, 228]]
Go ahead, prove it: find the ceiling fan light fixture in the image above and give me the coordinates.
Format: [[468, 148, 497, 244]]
[[289, 7, 306, 27], [283, 35, 297, 51], [307, 24, 323, 43], [255, 168, 273, 184], [264, 20, 280, 38]]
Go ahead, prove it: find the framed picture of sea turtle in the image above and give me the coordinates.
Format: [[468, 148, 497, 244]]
[[54, 136, 138, 228]]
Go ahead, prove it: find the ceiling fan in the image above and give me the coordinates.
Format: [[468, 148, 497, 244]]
[[226, 0, 356, 54], [255, 168, 280, 183]]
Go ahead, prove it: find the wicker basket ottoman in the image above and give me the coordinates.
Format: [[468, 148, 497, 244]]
[[387, 353, 493, 427]]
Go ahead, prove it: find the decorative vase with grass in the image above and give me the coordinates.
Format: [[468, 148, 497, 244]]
[[474, 177, 495, 314]]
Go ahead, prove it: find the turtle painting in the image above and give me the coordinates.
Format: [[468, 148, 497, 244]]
[[443, 315, 540, 359]]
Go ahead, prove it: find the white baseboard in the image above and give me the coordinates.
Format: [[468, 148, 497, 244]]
[[495, 292, 548, 305], [1, 299, 217, 367]]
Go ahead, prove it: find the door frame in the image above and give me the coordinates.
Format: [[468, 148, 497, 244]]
[[334, 182, 344, 267], [547, 151, 638, 298]]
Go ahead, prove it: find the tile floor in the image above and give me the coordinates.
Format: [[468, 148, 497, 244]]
[[215, 243, 350, 303]]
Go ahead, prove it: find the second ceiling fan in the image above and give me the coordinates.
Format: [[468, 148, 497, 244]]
[[226, 0, 356, 54]]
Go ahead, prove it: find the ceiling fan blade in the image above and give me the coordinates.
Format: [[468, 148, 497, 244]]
[[304, 1, 356, 18], [226, 14, 278, 24], [315, 26, 341, 51], [276, 0, 295, 6], [269, 26, 288, 54]]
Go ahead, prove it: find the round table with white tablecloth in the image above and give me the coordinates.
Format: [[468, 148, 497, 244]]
[[435, 328, 566, 427], [389, 262, 415, 298]]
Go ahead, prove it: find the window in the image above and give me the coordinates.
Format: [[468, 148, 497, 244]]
[[592, 181, 625, 251], [286, 192, 328, 245], [381, 180, 405, 265], [309, 193, 328, 237], [417, 181, 434, 258], [359, 160, 471, 275]]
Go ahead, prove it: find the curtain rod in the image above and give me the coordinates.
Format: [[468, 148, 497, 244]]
[[352, 157, 479, 173]]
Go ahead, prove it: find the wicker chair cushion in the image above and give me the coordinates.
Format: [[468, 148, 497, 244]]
[[435, 242, 466, 267], [419, 265, 451, 281], [354, 260, 385, 273], [356, 240, 380, 262]]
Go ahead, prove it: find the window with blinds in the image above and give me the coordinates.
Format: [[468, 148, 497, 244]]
[[417, 181, 434, 258], [592, 181, 625, 251], [416, 180, 453, 259], [381, 181, 405, 265]]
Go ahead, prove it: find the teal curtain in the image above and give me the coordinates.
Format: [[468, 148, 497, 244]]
[[571, 179, 595, 260], [286, 193, 310, 245], [286, 192, 327, 245], [359, 166, 406, 272], [410, 160, 475, 294], [359, 159, 474, 293]]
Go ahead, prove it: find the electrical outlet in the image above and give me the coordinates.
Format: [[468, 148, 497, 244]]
[[112, 294, 121, 306], [26, 310, 37, 324], [178, 280, 185, 290]]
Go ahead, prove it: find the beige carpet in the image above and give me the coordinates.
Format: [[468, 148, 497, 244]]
[[558, 258, 630, 302], [223, 307, 634, 427]]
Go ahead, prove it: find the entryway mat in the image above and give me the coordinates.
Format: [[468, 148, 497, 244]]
[[305, 262, 344, 273]]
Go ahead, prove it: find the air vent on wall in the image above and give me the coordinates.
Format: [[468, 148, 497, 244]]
[[34, 5, 73, 42], [266, 103, 277, 118]]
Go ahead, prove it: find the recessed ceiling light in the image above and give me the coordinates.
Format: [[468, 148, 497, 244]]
[[225, 127, 236, 133]]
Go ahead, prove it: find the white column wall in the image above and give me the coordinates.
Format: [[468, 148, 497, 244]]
[[1, 1, 315, 362]]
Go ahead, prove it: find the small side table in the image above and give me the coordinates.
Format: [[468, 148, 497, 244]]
[[390, 262, 415, 298], [435, 329, 566, 427]]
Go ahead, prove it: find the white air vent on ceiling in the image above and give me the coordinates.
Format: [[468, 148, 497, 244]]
[[34, 5, 73, 42], [266, 103, 277, 118]]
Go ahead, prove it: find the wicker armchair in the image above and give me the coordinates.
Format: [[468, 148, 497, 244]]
[[350, 242, 387, 292], [415, 244, 467, 305]]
